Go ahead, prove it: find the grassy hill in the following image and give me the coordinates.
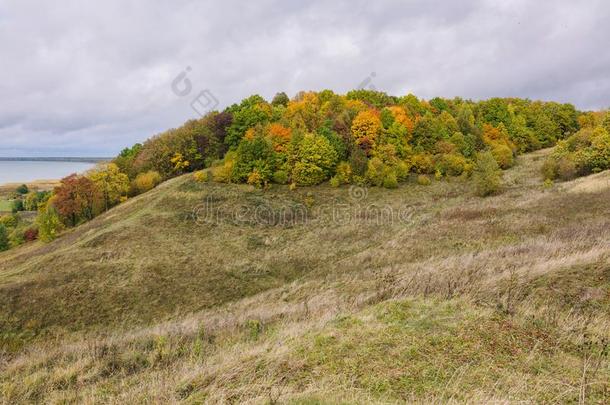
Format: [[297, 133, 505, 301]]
[[1, 149, 609, 403]]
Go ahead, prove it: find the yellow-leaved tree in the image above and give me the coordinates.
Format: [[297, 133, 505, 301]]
[[351, 110, 382, 154], [87, 163, 130, 211]]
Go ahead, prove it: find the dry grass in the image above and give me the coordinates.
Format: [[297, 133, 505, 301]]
[[0, 180, 60, 196], [564, 170, 610, 194], [1, 149, 609, 403]]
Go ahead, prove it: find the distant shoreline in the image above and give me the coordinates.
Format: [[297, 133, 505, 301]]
[[0, 157, 110, 163], [0, 179, 61, 193]]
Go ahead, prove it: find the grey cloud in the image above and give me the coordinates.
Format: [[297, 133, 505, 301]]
[[0, 0, 608, 156]]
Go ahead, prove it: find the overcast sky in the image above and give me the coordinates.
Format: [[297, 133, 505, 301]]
[[0, 0, 609, 157]]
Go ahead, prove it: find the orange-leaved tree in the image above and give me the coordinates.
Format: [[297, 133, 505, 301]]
[[52, 174, 103, 227]]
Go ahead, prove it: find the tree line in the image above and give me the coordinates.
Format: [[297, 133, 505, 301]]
[[2, 90, 608, 250]]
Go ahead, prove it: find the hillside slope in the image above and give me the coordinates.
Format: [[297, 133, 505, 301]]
[[1, 150, 609, 403]]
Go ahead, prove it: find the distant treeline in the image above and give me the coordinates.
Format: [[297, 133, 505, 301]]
[[0, 157, 110, 163]]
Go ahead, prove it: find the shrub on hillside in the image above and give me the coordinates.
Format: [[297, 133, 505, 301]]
[[290, 134, 338, 185], [37, 205, 64, 242], [9, 229, 24, 248], [412, 153, 435, 174], [23, 191, 49, 211], [383, 171, 399, 189], [482, 124, 516, 169], [193, 170, 209, 183], [490, 143, 515, 169], [295, 134, 338, 177], [348, 148, 368, 177], [24, 227, 39, 242], [210, 152, 236, 183], [365, 157, 401, 189], [272, 170, 289, 185], [473, 151, 502, 196], [292, 162, 326, 186], [330, 161, 352, 186], [11, 199, 24, 213], [557, 156, 577, 180], [435, 153, 470, 176], [365, 157, 385, 187], [542, 126, 610, 180], [0, 224, 8, 251], [417, 174, 431, 186], [0, 214, 18, 228], [132, 170, 163, 194], [16, 184, 29, 195], [232, 134, 276, 183], [247, 169, 265, 188]]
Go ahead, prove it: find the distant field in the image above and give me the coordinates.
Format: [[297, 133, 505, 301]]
[[0, 199, 12, 212], [0, 180, 59, 197]]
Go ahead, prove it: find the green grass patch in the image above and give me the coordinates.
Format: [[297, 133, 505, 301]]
[[0, 199, 12, 212], [293, 298, 606, 403]]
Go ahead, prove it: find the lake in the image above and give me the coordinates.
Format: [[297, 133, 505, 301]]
[[0, 161, 97, 185]]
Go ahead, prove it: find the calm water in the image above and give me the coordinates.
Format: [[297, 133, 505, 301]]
[[0, 161, 96, 185]]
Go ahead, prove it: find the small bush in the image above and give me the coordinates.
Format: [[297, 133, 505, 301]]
[[193, 170, 209, 183], [247, 169, 265, 188], [0, 224, 9, 251], [395, 160, 411, 180], [37, 206, 64, 243], [412, 153, 435, 174], [0, 214, 18, 228], [24, 227, 39, 242], [556, 156, 577, 180], [246, 320, 263, 340], [334, 161, 353, 185], [211, 153, 236, 183], [365, 157, 386, 186], [9, 229, 24, 248], [473, 151, 502, 196], [272, 170, 289, 184], [383, 171, 399, 189], [491, 143, 515, 169], [417, 175, 431, 186], [292, 162, 326, 186], [541, 158, 557, 180], [232, 135, 277, 183], [542, 126, 610, 181], [291, 134, 338, 185], [16, 184, 29, 195], [349, 148, 368, 177], [436, 153, 469, 176], [132, 171, 162, 194], [11, 199, 24, 213]]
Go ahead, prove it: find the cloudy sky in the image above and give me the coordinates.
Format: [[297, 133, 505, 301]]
[[0, 0, 609, 157]]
